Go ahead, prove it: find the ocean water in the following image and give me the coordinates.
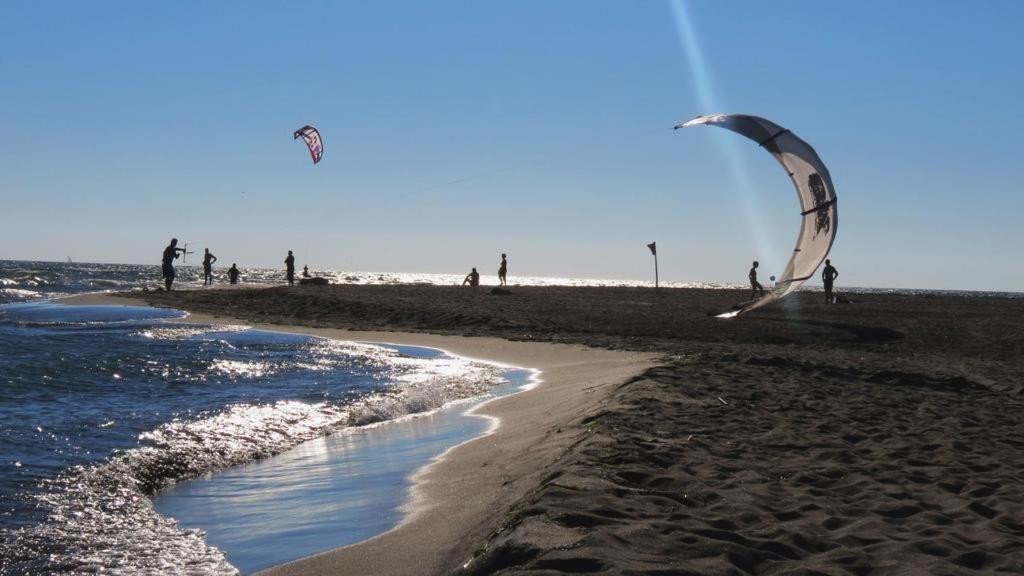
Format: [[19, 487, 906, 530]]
[[0, 264, 518, 575]]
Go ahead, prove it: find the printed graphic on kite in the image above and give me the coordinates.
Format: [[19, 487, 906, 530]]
[[293, 125, 324, 165], [675, 114, 838, 318], [807, 173, 831, 238]]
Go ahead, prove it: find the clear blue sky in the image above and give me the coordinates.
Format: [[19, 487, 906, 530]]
[[2, 1, 1021, 291]]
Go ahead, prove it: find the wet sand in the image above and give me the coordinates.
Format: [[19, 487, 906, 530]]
[[67, 286, 1024, 574]]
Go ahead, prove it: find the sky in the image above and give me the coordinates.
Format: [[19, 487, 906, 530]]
[[2, 1, 1022, 292]]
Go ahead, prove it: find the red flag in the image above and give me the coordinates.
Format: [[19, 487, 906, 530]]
[[647, 242, 657, 255]]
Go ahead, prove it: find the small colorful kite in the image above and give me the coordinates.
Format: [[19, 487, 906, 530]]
[[293, 125, 324, 164]]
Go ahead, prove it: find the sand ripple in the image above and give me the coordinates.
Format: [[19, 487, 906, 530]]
[[463, 354, 1024, 574]]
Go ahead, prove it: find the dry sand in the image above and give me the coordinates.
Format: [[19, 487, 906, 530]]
[[62, 286, 1024, 574]]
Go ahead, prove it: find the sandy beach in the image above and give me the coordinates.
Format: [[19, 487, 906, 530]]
[[64, 286, 1024, 574]]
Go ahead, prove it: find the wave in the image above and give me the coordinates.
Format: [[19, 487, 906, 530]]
[[0, 342, 506, 575], [87, 279, 126, 288], [134, 324, 250, 340], [0, 270, 59, 285], [0, 288, 39, 300]]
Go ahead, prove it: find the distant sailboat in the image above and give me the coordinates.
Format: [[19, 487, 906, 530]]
[[67, 257, 73, 264]]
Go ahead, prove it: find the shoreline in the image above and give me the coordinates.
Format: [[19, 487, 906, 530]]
[[56, 292, 658, 575], [55, 287, 1024, 573], [152, 364, 537, 574]]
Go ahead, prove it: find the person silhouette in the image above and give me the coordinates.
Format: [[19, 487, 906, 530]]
[[161, 238, 187, 291], [202, 248, 217, 286], [462, 267, 480, 286], [228, 263, 240, 285], [749, 260, 765, 299], [302, 265, 311, 278], [822, 259, 839, 304], [498, 253, 508, 286], [285, 251, 295, 285]]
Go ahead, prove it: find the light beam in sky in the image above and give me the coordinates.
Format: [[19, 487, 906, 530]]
[[668, 0, 782, 279]]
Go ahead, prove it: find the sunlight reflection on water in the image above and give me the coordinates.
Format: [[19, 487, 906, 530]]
[[153, 368, 532, 574]]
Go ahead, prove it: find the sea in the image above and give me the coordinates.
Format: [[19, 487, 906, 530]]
[[0, 260, 1019, 575], [0, 261, 532, 575]]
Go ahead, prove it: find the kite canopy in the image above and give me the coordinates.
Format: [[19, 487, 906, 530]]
[[293, 125, 323, 164], [675, 114, 838, 317]]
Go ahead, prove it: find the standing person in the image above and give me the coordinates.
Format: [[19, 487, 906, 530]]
[[822, 259, 839, 304], [749, 260, 765, 299], [462, 267, 480, 286], [285, 251, 296, 285], [161, 238, 187, 292], [228, 263, 240, 285], [202, 248, 217, 286], [498, 253, 508, 286]]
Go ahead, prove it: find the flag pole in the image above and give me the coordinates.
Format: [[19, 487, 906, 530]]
[[647, 242, 659, 292]]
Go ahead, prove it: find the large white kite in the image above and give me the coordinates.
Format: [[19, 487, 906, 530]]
[[676, 114, 838, 318]]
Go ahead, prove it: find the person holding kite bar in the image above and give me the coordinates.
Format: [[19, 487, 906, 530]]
[[161, 238, 187, 292]]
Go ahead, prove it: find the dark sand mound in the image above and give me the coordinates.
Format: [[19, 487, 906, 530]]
[[134, 285, 1019, 361], [460, 354, 1024, 575], [126, 285, 1024, 574]]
